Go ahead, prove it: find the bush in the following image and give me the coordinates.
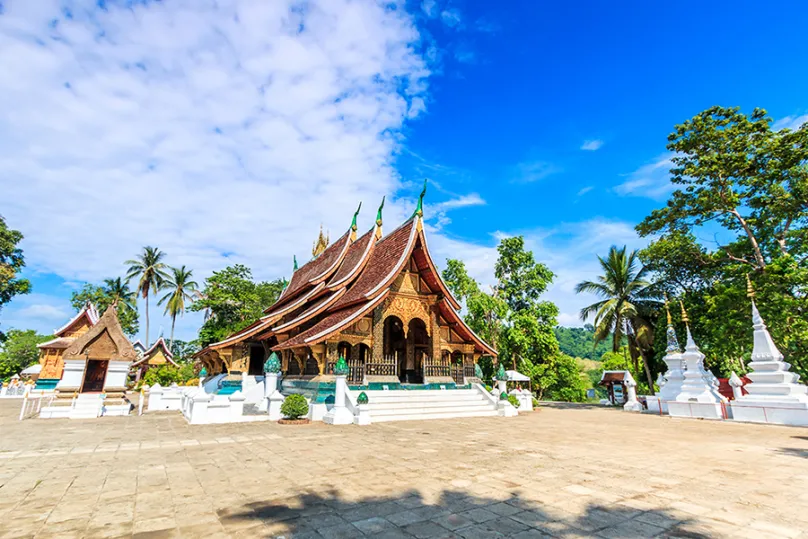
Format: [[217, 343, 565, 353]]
[[281, 394, 309, 420], [507, 395, 520, 408], [484, 384, 493, 392], [532, 397, 540, 408], [185, 378, 199, 386]]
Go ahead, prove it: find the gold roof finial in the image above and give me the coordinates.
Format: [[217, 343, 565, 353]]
[[679, 300, 689, 326], [664, 293, 672, 326], [746, 273, 756, 299], [312, 224, 329, 257]]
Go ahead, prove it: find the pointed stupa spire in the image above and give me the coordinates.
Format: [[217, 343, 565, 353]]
[[413, 179, 427, 218], [350, 202, 362, 241], [679, 300, 696, 350], [375, 196, 385, 241], [664, 294, 680, 353], [312, 224, 329, 257]]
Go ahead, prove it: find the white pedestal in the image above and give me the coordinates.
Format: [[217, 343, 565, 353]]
[[324, 375, 355, 425], [267, 392, 284, 421], [355, 403, 371, 425], [498, 400, 518, 417]]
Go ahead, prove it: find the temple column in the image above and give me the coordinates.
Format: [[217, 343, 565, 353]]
[[372, 306, 384, 362], [430, 309, 440, 363]]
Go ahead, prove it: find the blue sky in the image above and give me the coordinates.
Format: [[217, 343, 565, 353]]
[[2, 0, 807, 343]]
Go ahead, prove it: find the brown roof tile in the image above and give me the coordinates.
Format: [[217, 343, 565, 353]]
[[272, 288, 346, 333], [327, 228, 374, 290], [436, 299, 497, 356], [333, 219, 417, 310]]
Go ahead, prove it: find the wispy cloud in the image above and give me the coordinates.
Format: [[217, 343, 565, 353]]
[[511, 160, 560, 184], [474, 18, 500, 34], [773, 114, 808, 131], [580, 139, 604, 151], [440, 9, 463, 28], [0, 0, 434, 341], [614, 154, 675, 200], [421, 0, 439, 18], [576, 186, 594, 197]]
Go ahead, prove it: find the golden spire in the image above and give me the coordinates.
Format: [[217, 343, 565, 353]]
[[312, 224, 329, 257], [746, 273, 756, 299], [679, 300, 689, 327], [664, 293, 672, 326]]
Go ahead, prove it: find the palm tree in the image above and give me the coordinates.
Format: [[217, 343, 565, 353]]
[[158, 266, 198, 349], [575, 246, 659, 394], [125, 247, 169, 346], [103, 277, 137, 315]]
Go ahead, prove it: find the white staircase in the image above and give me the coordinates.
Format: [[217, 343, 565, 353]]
[[70, 393, 103, 419], [363, 388, 497, 423]]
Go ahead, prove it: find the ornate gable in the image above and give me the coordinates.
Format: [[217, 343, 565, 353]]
[[62, 305, 137, 363]]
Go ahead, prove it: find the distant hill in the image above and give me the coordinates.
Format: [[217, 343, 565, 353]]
[[554, 325, 613, 360]]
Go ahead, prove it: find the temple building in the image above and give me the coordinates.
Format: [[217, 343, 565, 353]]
[[35, 302, 100, 390], [196, 185, 497, 390], [130, 337, 178, 381]]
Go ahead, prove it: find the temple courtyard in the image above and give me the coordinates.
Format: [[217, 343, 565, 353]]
[[1, 402, 807, 539]]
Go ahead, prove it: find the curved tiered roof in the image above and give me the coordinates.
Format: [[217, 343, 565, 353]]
[[198, 191, 497, 358]]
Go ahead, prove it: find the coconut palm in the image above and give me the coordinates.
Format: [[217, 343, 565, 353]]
[[575, 246, 659, 394], [125, 247, 169, 347], [158, 266, 198, 349], [103, 277, 137, 315]]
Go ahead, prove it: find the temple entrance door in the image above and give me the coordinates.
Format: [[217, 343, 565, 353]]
[[248, 344, 264, 376], [81, 360, 108, 393], [407, 319, 429, 384], [383, 316, 406, 381]]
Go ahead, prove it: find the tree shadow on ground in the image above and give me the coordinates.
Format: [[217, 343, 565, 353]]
[[776, 447, 808, 459], [222, 489, 708, 538], [538, 401, 617, 411]]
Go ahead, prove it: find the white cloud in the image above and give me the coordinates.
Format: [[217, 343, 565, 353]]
[[14, 304, 70, 321], [576, 186, 593, 197], [511, 160, 560, 184], [773, 114, 808, 131], [0, 0, 449, 342], [421, 0, 439, 18], [440, 9, 462, 28], [2, 293, 74, 335], [614, 154, 675, 200], [580, 139, 603, 151]]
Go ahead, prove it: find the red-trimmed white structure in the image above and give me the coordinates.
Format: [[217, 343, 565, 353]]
[[131, 337, 178, 381]]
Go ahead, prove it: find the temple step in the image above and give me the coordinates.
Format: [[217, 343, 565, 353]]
[[69, 394, 103, 419], [362, 388, 497, 423]]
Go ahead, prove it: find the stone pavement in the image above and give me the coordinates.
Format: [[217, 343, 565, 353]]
[[1, 401, 807, 538]]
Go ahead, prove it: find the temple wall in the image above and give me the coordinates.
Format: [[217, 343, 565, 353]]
[[39, 348, 66, 379]]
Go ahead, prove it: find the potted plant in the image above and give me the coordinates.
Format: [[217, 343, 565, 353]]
[[279, 394, 310, 424]]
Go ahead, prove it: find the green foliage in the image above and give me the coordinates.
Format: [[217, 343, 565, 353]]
[[532, 397, 540, 408], [499, 391, 508, 400], [281, 394, 309, 420], [190, 265, 286, 347], [126, 246, 170, 346], [158, 265, 198, 348], [0, 329, 50, 379], [0, 216, 31, 339], [443, 236, 589, 402], [554, 325, 613, 360], [484, 384, 493, 392], [637, 107, 808, 379], [507, 394, 520, 408], [169, 339, 201, 363], [141, 363, 196, 387], [71, 279, 139, 337]]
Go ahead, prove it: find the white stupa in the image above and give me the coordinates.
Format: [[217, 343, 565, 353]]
[[731, 277, 808, 426], [646, 298, 685, 414], [668, 302, 727, 420]]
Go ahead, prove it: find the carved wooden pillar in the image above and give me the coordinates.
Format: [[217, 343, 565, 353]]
[[372, 305, 384, 361], [430, 309, 441, 363], [311, 344, 326, 374]]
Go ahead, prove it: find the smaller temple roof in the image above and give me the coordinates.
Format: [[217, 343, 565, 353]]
[[37, 337, 74, 350], [53, 302, 99, 337], [131, 337, 178, 367], [599, 371, 630, 386], [61, 304, 137, 363]]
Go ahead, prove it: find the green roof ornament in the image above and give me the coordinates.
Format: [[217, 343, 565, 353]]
[[351, 202, 362, 232], [334, 355, 350, 376], [496, 364, 507, 382], [293, 255, 298, 272], [376, 196, 385, 227], [264, 352, 281, 374], [357, 391, 369, 405], [499, 391, 508, 401], [474, 363, 483, 379], [199, 367, 207, 378], [413, 179, 427, 218]]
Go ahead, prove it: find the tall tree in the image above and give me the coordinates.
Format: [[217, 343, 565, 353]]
[[0, 216, 31, 340], [158, 266, 199, 349], [70, 280, 139, 337], [0, 329, 50, 379], [190, 265, 286, 347], [125, 246, 169, 346], [575, 246, 658, 393]]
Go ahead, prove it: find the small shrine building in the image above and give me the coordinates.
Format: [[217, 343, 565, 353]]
[[35, 302, 100, 390], [130, 337, 178, 381], [196, 186, 497, 387]]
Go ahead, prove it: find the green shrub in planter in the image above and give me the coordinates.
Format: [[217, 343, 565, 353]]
[[507, 395, 520, 408], [281, 394, 309, 420], [484, 384, 493, 392], [532, 398, 540, 408]]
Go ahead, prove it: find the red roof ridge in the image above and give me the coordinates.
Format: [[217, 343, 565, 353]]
[[271, 288, 347, 333], [437, 298, 497, 356], [415, 226, 462, 311], [325, 228, 375, 291], [53, 302, 99, 336]]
